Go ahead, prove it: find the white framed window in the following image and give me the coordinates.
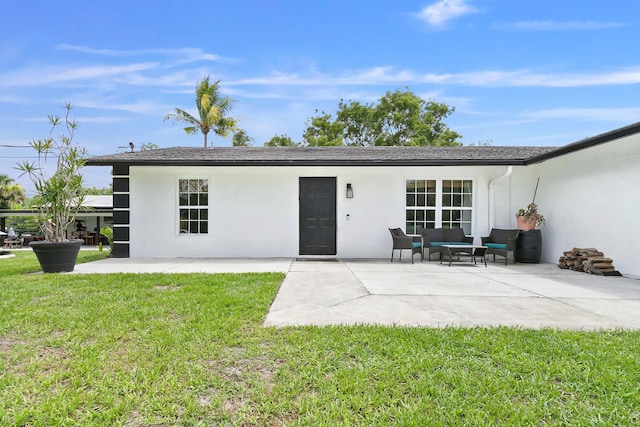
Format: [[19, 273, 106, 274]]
[[178, 179, 208, 234], [406, 179, 436, 234], [405, 179, 473, 235]]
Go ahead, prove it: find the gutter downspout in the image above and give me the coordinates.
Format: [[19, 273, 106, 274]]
[[488, 166, 513, 230]]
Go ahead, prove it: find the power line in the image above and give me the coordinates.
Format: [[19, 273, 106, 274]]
[[0, 145, 31, 148], [0, 156, 40, 159]]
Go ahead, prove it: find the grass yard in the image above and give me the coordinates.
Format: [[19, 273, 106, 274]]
[[1, 251, 639, 426]]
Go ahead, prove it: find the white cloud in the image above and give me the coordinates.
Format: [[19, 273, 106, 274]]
[[74, 99, 174, 116], [414, 67, 640, 87], [74, 116, 130, 124], [524, 107, 640, 122], [111, 102, 173, 116], [114, 68, 211, 88], [56, 44, 239, 65], [228, 65, 640, 89], [0, 63, 159, 87], [493, 20, 628, 31], [0, 95, 25, 104], [228, 72, 321, 86], [338, 67, 418, 85], [420, 92, 472, 109], [513, 132, 581, 144], [228, 67, 419, 87], [415, 0, 478, 28], [456, 118, 537, 129]]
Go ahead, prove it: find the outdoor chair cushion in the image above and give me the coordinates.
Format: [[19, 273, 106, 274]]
[[485, 243, 508, 250], [412, 242, 422, 249], [430, 241, 473, 247]]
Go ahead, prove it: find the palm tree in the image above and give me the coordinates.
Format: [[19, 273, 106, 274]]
[[164, 76, 237, 148], [232, 129, 253, 146], [0, 174, 26, 209]]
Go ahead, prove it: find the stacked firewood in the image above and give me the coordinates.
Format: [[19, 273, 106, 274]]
[[558, 248, 620, 275]]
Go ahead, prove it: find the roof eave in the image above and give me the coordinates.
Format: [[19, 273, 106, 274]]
[[525, 121, 640, 164], [85, 158, 529, 167]]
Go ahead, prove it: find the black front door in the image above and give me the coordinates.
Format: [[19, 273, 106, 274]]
[[299, 177, 336, 255]]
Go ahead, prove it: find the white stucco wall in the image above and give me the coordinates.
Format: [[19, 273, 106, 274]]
[[126, 135, 640, 278], [520, 134, 640, 278], [129, 165, 509, 259]]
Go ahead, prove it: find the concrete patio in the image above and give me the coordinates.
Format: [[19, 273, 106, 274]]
[[70, 256, 640, 330]]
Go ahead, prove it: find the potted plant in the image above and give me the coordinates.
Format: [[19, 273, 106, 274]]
[[516, 177, 545, 231], [16, 103, 87, 272], [99, 226, 113, 255]]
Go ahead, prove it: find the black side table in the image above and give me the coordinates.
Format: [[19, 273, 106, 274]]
[[516, 229, 542, 263]]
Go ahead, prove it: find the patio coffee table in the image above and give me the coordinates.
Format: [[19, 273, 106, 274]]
[[440, 245, 488, 267]]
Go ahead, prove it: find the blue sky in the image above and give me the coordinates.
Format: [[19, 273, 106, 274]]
[[2, 0, 639, 194]]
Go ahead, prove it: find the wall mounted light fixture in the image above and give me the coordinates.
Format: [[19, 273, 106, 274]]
[[346, 183, 354, 198]]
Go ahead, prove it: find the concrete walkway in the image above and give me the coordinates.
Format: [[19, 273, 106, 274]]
[[72, 257, 640, 330]]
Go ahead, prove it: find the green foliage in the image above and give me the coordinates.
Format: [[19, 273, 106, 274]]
[[336, 100, 377, 146], [100, 226, 113, 254], [0, 175, 26, 209], [140, 142, 159, 151], [0, 256, 638, 425], [83, 185, 113, 195], [302, 111, 344, 146], [375, 88, 460, 146], [15, 103, 87, 242], [164, 75, 237, 148], [232, 129, 253, 146], [263, 134, 299, 147], [302, 87, 462, 147], [5, 216, 40, 234], [469, 139, 492, 146]]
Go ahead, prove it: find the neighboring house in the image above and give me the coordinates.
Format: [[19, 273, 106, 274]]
[[86, 121, 640, 278], [0, 195, 113, 241]]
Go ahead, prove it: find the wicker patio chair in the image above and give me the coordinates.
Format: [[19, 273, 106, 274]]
[[388, 228, 422, 264]]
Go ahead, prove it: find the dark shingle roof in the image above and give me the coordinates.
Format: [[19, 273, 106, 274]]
[[85, 120, 640, 167], [86, 145, 557, 167]]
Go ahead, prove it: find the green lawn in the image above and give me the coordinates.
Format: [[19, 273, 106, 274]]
[[1, 251, 639, 426]]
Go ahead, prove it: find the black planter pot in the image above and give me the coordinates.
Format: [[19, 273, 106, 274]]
[[29, 239, 83, 273]]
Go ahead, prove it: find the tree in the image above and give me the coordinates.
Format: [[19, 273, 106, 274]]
[[140, 142, 159, 151], [302, 87, 462, 147], [232, 129, 253, 146], [0, 175, 26, 208], [302, 111, 344, 146], [164, 75, 237, 148], [83, 185, 113, 195], [469, 140, 492, 146], [264, 134, 299, 147], [335, 100, 377, 146], [16, 102, 87, 243]]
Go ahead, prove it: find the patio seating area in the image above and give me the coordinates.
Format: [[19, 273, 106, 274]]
[[422, 227, 474, 261], [2, 227, 23, 249], [3, 237, 23, 249], [389, 227, 522, 266]]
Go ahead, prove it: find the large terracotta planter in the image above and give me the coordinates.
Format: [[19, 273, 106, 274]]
[[516, 215, 536, 231], [29, 240, 83, 273]]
